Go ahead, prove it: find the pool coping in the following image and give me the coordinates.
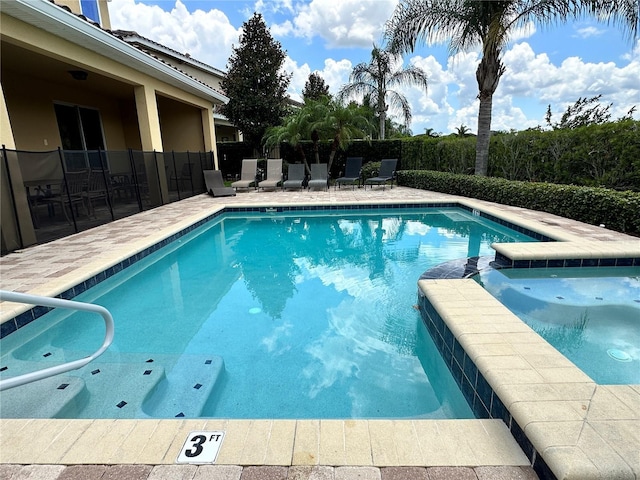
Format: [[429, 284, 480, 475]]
[[1, 191, 639, 479], [417, 279, 639, 480]]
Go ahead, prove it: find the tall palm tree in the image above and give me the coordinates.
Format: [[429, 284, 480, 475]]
[[385, 0, 639, 176], [338, 44, 429, 140]]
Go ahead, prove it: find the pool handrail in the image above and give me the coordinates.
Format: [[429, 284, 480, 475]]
[[0, 290, 115, 391]]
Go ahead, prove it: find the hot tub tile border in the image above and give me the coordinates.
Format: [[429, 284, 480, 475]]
[[418, 290, 554, 479]]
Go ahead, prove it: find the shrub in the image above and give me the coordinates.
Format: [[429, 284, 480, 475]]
[[397, 170, 640, 235]]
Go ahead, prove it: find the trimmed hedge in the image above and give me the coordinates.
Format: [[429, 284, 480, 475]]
[[397, 170, 640, 236]]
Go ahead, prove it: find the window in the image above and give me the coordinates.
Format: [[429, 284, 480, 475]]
[[80, 0, 101, 23], [54, 104, 108, 171]]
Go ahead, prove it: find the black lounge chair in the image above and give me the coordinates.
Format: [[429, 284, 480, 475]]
[[308, 163, 328, 191], [204, 170, 236, 197], [283, 163, 305, 190], [335, 157, 363, 190], [364, 159, 397, 190]]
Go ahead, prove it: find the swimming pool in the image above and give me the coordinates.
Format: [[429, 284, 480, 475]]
[[1, 207, 538, 419], [476, 266, 640, 384]]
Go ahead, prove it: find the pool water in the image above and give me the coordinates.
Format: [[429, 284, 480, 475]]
[[1, 208, 536, 419], [476, 267, 640, 384]]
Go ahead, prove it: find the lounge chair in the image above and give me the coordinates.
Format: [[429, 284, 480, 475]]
[[335, 157, 362, 190], [258, 159, 283, 190], [282, 163, 305, 190], [231, 158, 258, 190], [204, 170, 236, 197], [364, 158, 397, 190], [308, 163, 328, 191]]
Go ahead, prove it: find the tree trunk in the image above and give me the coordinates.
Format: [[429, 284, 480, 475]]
[[296, 144, 311, 174], [379, 111, 386, 140], [475, 92, 493, 176], [328, 136, 340, 172], [474, 49, 504, 176]]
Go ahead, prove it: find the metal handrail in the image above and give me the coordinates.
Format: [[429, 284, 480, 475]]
[[0, 290, 114, 391]]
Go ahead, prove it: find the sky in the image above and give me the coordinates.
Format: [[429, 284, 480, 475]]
[[108, 0, 640, 136]]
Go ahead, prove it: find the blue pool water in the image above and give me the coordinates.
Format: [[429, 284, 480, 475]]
[[1, 208, 536, 419], [476, 267, 640, 385]]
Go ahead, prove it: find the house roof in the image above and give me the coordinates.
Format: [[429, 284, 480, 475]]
[[112, 30, 228, 79], [1, 0, 228, 104]]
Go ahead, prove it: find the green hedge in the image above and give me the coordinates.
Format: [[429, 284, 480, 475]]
[[397, 170, 640, 235], [398, 120, 640, 191]]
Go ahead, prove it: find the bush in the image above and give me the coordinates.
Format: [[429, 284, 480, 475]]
[[397, 170, 640, 235]]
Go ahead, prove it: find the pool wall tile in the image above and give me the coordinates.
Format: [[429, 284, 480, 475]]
[[417, 288, 557, 480]]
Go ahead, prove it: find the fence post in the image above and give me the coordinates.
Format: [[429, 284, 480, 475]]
[[58, 147, 79, 233], [129, 148, 143, 212], [1, 144, 24, 249], [153, 149, 165, 205], [171, 150, 180, 200], [186, 150, 194, 194], [97, 148, 115, 221]]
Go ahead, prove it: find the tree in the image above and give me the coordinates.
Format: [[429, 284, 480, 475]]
[[338, 44, 428, 140], [263, 102, 316, 173], [264, 97, 372, 173], [385, 0, 639, 176], [546, 95, 613, 129], [221, 13, 291, 152], [302, 72, 331, 101], [311, 99, 372, 172], [455, 124, 472, 137]]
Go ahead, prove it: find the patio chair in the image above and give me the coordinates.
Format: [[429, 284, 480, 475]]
[[308, 163, 329, 191], [364, 158, 397, 190], [40, 170, 89, 224], [335, 157, 363, 190], [231, 158, 258, 191], [258, 159, 283, 190], [282, 163, 305, 190], [204, 170, 236, 197], [84, 169, 113, 216]]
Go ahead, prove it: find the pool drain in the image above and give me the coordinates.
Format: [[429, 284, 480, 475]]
[[607, 348, 632, 362]]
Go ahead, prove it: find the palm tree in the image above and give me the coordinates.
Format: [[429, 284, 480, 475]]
[[385, 0, 639, 176], [455, 124, 471, 137], [263, 106, 314, 173], [338, 44, 428, 140], [312, 99, 372, 172], [263, 98, 371, 174]]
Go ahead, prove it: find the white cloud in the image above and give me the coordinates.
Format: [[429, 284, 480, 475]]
[[275, 0, 396, 48], [282, 56, 310, 103], [574, 26, 606, 38], [283, 56, 352, 102], [109, 0, 240, 68], [319, 58, 354, 95], [254, 0, 295, 15]]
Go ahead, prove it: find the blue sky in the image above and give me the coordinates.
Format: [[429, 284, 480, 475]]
[[109, 0, 640, 135]]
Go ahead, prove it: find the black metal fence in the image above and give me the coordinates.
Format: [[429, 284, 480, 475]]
[[1, 147, 215, 253]]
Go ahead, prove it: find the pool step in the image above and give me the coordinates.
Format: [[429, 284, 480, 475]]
[[0, 352, 223, 419], [76, 360, 166, 418], [0, 375, 88, 418], [141, 354, 225, 418]]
